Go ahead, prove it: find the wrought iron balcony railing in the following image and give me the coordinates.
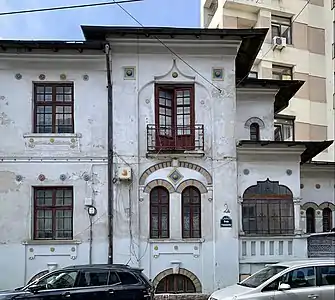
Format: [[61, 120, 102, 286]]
[[147, 124, 204, 153]]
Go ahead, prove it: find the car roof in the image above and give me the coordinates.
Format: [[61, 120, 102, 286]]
[[269, 259, 335, 269], [62, 264, 143, 272]]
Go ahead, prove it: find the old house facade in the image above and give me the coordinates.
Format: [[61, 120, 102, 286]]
[[0, 26, 334, 293]]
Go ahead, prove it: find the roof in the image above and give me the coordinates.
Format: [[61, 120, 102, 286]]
[[237, 140, 334, 164], [0, 40, 105, 52], [81, 25, 268, 81], [271, 259, 335, 268], [237, 78, 304, 113]]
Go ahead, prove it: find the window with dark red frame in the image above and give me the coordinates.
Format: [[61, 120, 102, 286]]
[[306, 207, 316, 234], [154, 85, 195, 150], [155, 274, 196, 294], [150, 187, 169, 239], [34, 187, 73, 240], [182, 186, 201, 238], [34, 83, 74, 133], [323, 207, 333, 232], [250, 123, 260, 141]]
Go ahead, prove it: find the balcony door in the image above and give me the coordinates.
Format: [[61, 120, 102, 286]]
[[155, 85, 195, 151]]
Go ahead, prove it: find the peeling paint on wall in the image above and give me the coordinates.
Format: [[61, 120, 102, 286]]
[[0, 171, 19, 193], [0, 112, 13, 126]]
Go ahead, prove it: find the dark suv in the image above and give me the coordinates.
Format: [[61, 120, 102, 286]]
[[0, 264, 153, 300]]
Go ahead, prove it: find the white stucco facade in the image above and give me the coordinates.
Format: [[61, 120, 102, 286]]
[[0, 30, 334, 294]]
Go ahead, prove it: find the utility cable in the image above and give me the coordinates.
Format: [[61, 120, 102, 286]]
[[112, 0, 222, 92], [236, 0, 311, 87], [0, 0, 143, 17]]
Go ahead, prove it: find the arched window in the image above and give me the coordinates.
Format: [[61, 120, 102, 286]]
[[242, 179, 294, 235], [250, 123, 260, 141], [182, 186, 201, 238], [323, 207, 333, 232], [150, 187, 169, 238], [306, 208, 316, 233], [156, 274, 196, 294]]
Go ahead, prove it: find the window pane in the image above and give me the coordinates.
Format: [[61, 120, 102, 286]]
[[77, 271, 109, 287], [117, 272, 139, 285], [319, 266, 335, 286], [38, 271, 78, 289]]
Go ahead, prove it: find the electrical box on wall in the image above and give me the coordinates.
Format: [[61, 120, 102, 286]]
[[117, 166, 132, 180], [84, 197, 93, 206]]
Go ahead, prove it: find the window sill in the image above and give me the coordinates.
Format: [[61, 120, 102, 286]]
[[149, 238, 205, 243], [22, 239, 82, 245], [239, 234, 300, 239], [23, 133, 82, 151], [146, 150, 205, 159]]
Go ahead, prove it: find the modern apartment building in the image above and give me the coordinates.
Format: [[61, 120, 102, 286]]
[[201, 0, 334, 161]]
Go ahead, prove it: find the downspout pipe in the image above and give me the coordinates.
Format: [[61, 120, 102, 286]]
[[105, 43, 114, 264]]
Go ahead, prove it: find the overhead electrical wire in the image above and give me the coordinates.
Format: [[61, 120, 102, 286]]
[[0, 0, 143, 17], [236, 0, 311, 87], [111, 0, 222, 92]]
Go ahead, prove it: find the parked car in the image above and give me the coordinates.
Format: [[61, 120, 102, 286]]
[[209, 259, 335, 300], [0, 264, 153, 300]]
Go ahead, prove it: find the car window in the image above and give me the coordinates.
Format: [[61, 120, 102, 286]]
[[262, 277, 281, 292], [117, 272, 139, 285], [37, 271, 78, 290], [318, 265, 335, 286], [282, 267, 316, 289], [109, 272, 121, 285], [239, 266, 287, 288], [77, 270, 110, 287]]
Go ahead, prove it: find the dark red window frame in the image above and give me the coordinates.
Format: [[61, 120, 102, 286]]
[[155, 274, 196, 294], [250, 123, 260, 141], [149, 187, 170, 239], [33, 82, 74, 133], [33, 186, 73, 240], [182, 186, 201, 238], [322, 207, 333, 232]]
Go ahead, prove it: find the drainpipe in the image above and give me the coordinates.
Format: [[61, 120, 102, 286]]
[[105, 43, 114, 264]]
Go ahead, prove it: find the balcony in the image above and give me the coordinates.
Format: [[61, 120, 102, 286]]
[[146, 124, 204, 156], [274, 114, 295, 141], [240, 236, 307, 263]]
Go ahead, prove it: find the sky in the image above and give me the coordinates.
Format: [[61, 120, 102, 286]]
[[0, 0, 200, 40]]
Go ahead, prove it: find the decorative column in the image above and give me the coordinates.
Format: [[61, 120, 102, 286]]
[[238, 196, 244, 235], [293, 197, 302, 234], [315, 209, 323, 233]]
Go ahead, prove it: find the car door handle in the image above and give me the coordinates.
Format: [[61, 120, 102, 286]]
[[108, 289, 114, 294], [62, 292, 71, 298], [308, 295, 319, 299]]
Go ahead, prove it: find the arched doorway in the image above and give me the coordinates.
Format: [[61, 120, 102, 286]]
[[156, 274, 196, 294], [242, 178, 294, 235]]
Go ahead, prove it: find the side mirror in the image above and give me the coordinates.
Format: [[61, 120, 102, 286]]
[[278, 283, 291, 291], [28, 284, 45, 293]]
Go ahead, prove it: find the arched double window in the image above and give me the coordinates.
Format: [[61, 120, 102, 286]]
[[323, 207, 333, 232], [156, 274, 196, 294], [150, 187, 169, 238], [306, 207, 316, 234], [242, 179, 294, 235], [182, 186, 201, 238], [250, 123, 260, 141]]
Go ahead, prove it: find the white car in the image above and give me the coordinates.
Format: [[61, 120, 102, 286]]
[[209, 259, 335, 300]]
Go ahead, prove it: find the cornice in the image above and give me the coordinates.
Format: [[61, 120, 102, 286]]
[[236, 88, 278, 95], [237, 145, 305, 156], [0, 157, 108, 163], [0, 53, 104, 62]]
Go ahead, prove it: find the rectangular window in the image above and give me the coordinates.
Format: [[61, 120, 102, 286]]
[[34, 83, 74, 133], [274, 114, 295, 141], [271, 15, 292, 44], [34, 187, 73, 240], [248, 71, 258, 79], [272, 65, 293, 80]]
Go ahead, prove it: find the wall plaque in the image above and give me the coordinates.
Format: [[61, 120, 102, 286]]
[[220, 216, 232, 228]]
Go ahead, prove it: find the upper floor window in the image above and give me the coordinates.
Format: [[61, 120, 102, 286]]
[[274, 114, 295, 141], [242, 179, 294, 235], [250, 123, 260, 141], [150, 187, 169, 239], [34, 187, 73, 240], [323, 207, 333, 232], [271, 15, 292, 44], [34, 83, 74, 134], [272, 65, 293, 80], [182, 186, 201, 238], [306, 207, 316, 234]]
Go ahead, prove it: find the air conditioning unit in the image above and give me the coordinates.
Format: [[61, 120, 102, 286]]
[[117, 166, 132, 180], [273, 36, 286, 50]]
